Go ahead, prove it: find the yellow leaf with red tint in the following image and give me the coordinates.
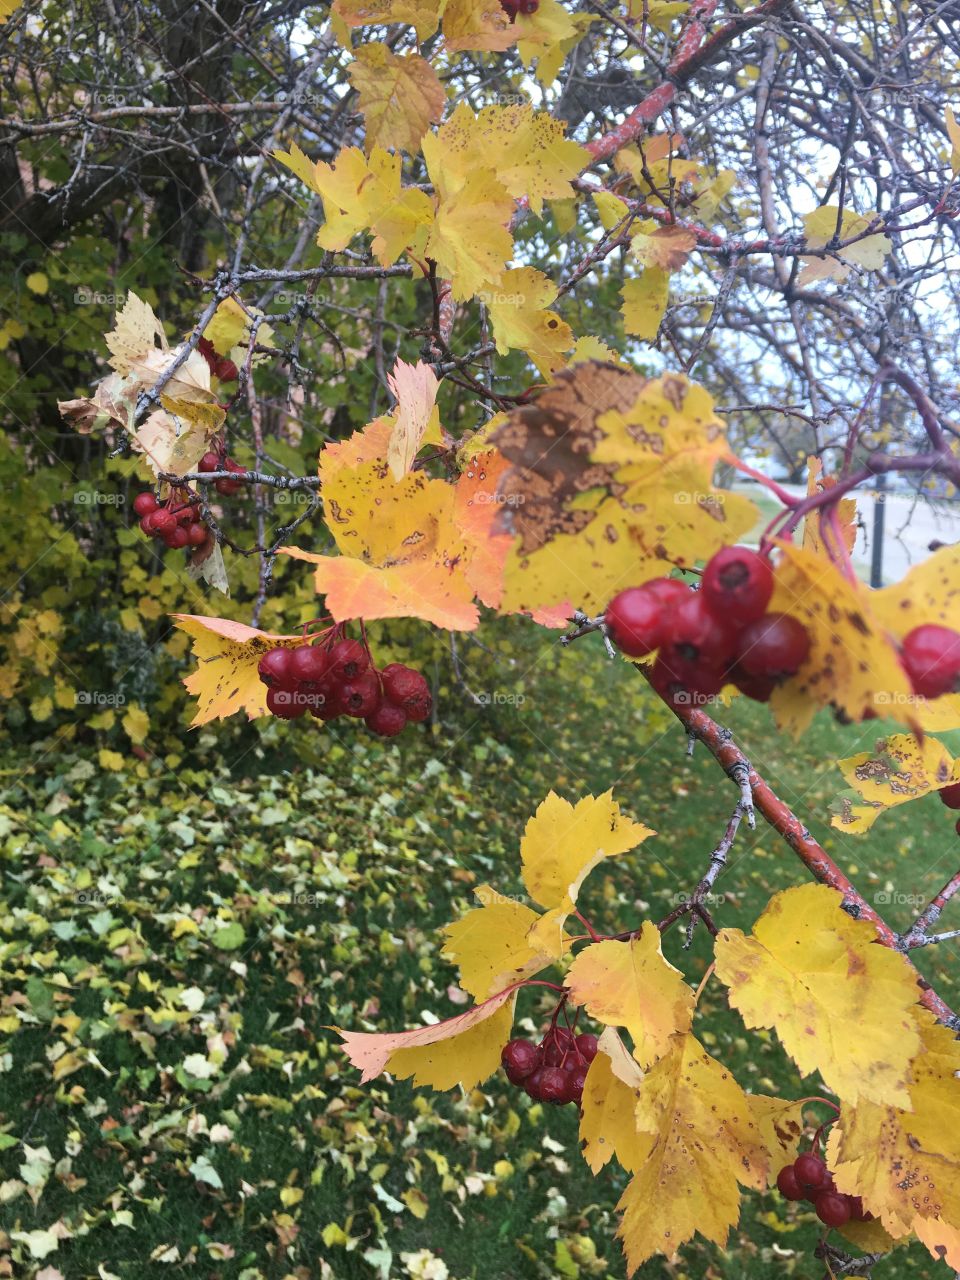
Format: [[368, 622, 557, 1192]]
[[769, 540, 960, 734], [520, 789, 653, 915], [171, 615, 304, 726], [803, 455, 857, 556], [616, 1033, 768, 1273], [492, 362, 755, 615], [441, 886, 568, 1000], [483, 267, 573, 376], [714, 883, 921, 1106], [319, 416, 394, 480], [630, 222, 697, 271], [421, 145, 514, 301], [826, 1011, 960, 1256], [831, 732, 960, 834], [281, 463, 478, 630], [332, 0, 440, 39], [442, 0, 514, 51], [348, 44, 445, 154], [337, 986, 517, 1089], [426, 104, 587, 216], [453, 447, 513, 609], [579, 1028, 646, 1173], [386, 358, 442, 480], [565, 926, 694, 1068]]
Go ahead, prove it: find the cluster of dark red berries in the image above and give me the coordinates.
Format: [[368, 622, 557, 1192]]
[[198, 449, 246, 496], [776, 1152, 872, 1227], [197, 336, 239, 384], [605, 546, 810, 704], [499, 0, 538, 18], [133, 490, 210, 551], [501, 1028, 597, 1106], [257, 634, 432, 736]]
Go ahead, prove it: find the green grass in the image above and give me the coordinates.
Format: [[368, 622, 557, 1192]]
[[0, 625, 956, 1279]]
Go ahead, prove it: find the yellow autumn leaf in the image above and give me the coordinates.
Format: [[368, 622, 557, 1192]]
[[630, 222, 697, 271], [281, 463, 479, 630], [622, 270, 669, 340], [421, 138, 514, 301], [385, 358, 441, 480], [122, 705, 150, 745], [492, 363, 756, 616], [275, 144, 433, 267], [520, 790, 653, 918], [482, 267, 573, 376], [29, 695, 53, 722], [798, 205, 891, 284], [426, 104, 587, 216], [746, 1095, 805, 1169], [99, 748, 126, 772], [831, 733, 960, 834], [617, 1032, 768, 1273], [441, 887, 567, 1000], [565, 926, 694, 1067], [947, 107, 960, 176], [768, 540, 960, 734], [348, 45, 445, 154], [105, 291, 167, 374], [802, 455, 857, 557], [332, 0, 440, 39], [26, 271, 48, 295], [337, 986, 517, 1089], [515, 0, 583, 83], [442, 0, 515, 51], [714, 883, 922, 1106], [133, 408, 216, 480], [171, 615, 305, 726], [826, 1011, 960, 1260], [592, 191, 629, 230], [579, 1027, 647, 1173]]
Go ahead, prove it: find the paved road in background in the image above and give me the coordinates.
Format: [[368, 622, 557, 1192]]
[[736, 482, 960, 585]]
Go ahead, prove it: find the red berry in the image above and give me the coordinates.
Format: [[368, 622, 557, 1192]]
[[518, 0, 539, 12], [736, 613, 810, 679], [575, 1033, 598, 1062], [523, 1067, 545, 1099], [309, 682, 342, 721], [329, 638, 369, 681], [847, 1196, 872, 1222], [701, 546, 774, 626], [563, 1065, 588, 1104], [815, 1191, 852, 1227], [139, 514, 156, 535], [501, 1039, 540, 1084], [381, 664, 431, 722], [728, 663, 777, 703], [666, 590, 740, 667], [290, 645, 330, 685], [258, 648, 297, 690], [215, 358, 239, 382], [215, 476, 243, 496], [186, 522, 208, 546], [776, 1165, 805, 1200], [198, 451, 221, 473], [197, 337, 218, 371], [499, 0, 520, 15], [334, 669, 381, 718], [653, 649, 726, 702], [133, 492, 158, 517], [166, 526, 189, 549], [151, 510, 177, 537], [266, 687, 305, 720], [646, 578, 691, 608], [365, 702, 407, 737], [539, 1066, 568, 1105], [901, 625, 960, 699], [224, 457, 245, 474], [543, 1027, 575, 1066], [604, 586, 668, 657], [939, 781, 960, 809], [794, 1152, 829, 1191]]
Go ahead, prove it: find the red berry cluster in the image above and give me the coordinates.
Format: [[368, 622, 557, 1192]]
[[133, 490, 210, 551], [257, 630, 432, 736], [198, 449, 246, 496], [501, 1029, 597, 1106], [604, 546, 811, 705], [499, 0, 538, 18], [776, 1152, 872, 1227], [197, 336, 238, 383], [900, 624, 960, 700]]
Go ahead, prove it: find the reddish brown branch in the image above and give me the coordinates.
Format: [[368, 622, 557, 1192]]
[[641, 672, 959, 1028]]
